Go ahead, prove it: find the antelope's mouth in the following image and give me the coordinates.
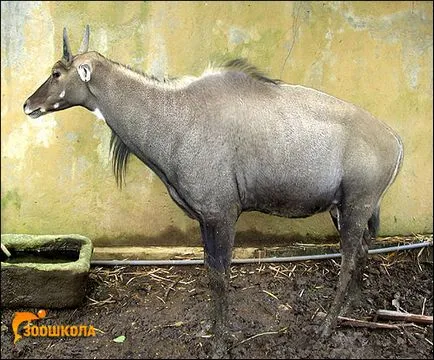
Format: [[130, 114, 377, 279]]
[[28, 108, 44, 119]]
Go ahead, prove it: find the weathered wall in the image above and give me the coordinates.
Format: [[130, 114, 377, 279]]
[[1, 1, 432, 247]]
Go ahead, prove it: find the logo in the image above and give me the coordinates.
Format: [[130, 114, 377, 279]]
[[12, 310, 95, 344]]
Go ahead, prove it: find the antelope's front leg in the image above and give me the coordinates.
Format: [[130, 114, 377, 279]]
[[200, 215, 236, 358]]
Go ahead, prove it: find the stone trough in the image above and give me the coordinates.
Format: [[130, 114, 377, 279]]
[[1, 234, 93, 308]]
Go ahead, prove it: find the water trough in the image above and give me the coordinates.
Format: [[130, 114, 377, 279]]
[[1, 234, 93, 308]]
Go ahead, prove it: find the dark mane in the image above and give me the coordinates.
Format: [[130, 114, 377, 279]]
[[222, 58, 282, 85], [110, 56, 279, 85], [110, 59, 176, 83], [110, 131, 131, 188]]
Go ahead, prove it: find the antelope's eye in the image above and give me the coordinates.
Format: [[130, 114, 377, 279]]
[[52, 71, 61, 79]]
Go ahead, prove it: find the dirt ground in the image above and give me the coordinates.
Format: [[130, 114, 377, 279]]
[[1, 241, 433, 359]]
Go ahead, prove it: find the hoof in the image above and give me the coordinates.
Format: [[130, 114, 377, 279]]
[[211, 345, 227, 359], [315, 317, 335, 339], [210, 334, 229, 359], [316, 324, 333, 339]]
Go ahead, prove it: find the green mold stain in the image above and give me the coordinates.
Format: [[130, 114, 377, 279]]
[[1, 190, 22, 211]]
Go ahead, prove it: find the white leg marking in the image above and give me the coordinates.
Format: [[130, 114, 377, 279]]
[[60, 90, 65, 98], [53, 103, 59, 109]]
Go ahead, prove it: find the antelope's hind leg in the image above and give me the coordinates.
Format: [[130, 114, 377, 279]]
[[319, 206, 375, 338], [338, 206, 379, 316]]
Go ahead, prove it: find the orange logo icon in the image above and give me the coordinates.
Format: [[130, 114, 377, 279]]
[[12, 310, 47, 344]]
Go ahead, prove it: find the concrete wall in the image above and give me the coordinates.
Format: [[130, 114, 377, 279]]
[[1, 1, 432, 247]]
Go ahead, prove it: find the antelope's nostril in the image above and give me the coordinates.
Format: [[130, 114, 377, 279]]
[[23, 102, 33, 115], [23, 100, 42, 118], [23, 100, 33, 114]]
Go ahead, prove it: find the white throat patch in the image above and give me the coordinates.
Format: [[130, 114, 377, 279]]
[[92, 108, 106, 122]]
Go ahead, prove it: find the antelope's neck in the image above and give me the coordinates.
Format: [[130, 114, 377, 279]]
[[89, 59, 191, 181]]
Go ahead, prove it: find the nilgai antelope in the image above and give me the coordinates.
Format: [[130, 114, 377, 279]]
[[23, 26, 403, 353]]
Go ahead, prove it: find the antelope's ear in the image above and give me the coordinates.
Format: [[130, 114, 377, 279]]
[[77, 63, 92, 82]]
